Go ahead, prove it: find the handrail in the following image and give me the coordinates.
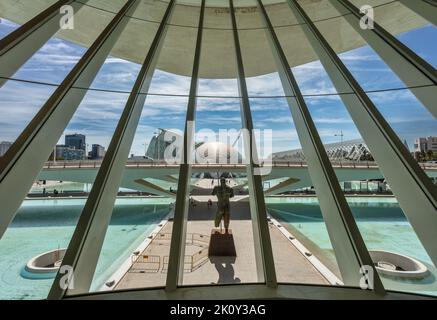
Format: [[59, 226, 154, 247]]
[[42, 160, 437, 170]]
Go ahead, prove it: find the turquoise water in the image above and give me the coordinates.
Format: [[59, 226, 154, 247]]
[[2, 196, 436, 299], [0, 197, 173, 300], [266, 197, 437, 296]]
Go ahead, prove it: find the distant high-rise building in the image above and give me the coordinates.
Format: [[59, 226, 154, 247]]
[[414, 136, 437, 153], [65, 134, 86, 151], [0, 141, 12, 156], [90, 144, 106, 160], [55, 145, 85, 160]]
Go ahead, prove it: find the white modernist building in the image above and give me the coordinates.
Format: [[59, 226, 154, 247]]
[[0, 0, 436, 301], [414, 136, 437, 153]]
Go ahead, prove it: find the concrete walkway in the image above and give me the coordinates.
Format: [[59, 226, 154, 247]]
[[115, 198, 331, 290]]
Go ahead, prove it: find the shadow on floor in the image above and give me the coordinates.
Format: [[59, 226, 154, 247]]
[[210, 256, 241, 284]]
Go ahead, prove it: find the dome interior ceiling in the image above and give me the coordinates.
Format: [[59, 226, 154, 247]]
[[0, 0, 428, 78]]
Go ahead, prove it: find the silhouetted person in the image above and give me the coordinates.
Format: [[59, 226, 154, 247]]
[[212, 177, 234, 234]]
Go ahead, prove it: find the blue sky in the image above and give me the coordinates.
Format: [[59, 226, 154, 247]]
[[0, 14, 436, 157]]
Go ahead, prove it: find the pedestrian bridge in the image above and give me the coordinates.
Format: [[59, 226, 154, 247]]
[[37, 161, 437, 197]]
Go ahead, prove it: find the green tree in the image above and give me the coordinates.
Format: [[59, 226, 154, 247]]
[[427, 150, 434, 161]]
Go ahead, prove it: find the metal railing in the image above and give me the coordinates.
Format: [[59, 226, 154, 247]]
[[128, 232, 210, 274], [43, 160, 437, 170], [130, 255, 161, 273]]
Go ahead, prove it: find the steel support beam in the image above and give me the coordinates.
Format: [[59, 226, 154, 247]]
[[399, 0, 437, 26], [166, 0, 205, 292], [229, 0, 277, 287], [288, 0, 437, 268], [0, 0, 140, 239], [257, 0, 384, 291], [329, 0, 437, 119], [0, 0, 89, 87], [48, 0, 176, 299]]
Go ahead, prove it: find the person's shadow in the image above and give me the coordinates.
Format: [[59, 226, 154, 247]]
[[210, 257, 241, 284]]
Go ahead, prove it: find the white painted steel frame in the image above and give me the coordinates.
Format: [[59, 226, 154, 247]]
[[166, 0, 205, 292], [0, 0, 89, 87], [399, 0, 437, 27], [288, 0, 437, 269], [47, 0, 176, 298], [230, 0, 277, 287], [0, 0, 434, 300], [0, 0, 137, 239], [329, 0, 437, 119], [257, 0, 384, 292]]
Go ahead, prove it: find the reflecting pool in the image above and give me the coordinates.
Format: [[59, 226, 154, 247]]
[[0, 197, 173, 300], [266, 196, 437, 297]]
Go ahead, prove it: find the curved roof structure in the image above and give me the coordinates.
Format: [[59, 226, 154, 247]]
[[0, 0, 429, 78], [1, 0, 437, 301], [273, 139, 371, 162]]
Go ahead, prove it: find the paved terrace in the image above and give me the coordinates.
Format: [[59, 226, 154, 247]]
[[114, 196, 337, 290]]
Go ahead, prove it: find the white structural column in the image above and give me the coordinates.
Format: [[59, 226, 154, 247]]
[[47, 0, 176, 299], [257, 0, 384, 291], [287, 0, 437, 268], [166, 0, 205, 292], [328, 0, 437, 119], [0, 0, 140, 239], [399, 0, 437, 26], [0, 0, 89, 87], [229, 0, 276, 287]]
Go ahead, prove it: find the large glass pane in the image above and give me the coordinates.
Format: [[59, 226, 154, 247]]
[[198, 32, 238, 96], [261, 0, 300, 28], [293, 0, 437, 173], [0, 0, 58, 40], [0, 87, 127, 300], [89, 18, 160, 92], [312, 1, 432, 91], [349, 0, 437, 68], [304, 92, 437, 296], [368, 87, 437, 161], [86, 0, 127, 13], [0, 4, 117, 147], [245, 4, 345, 286], [295, 0, 344, 22], [87, 4, 199, 292], [253, 96, 343, 286], [0, 80, 56, 145], [129, 0, 170, 23], [0, 17, 19, 40], [6, 4, 115, 84]]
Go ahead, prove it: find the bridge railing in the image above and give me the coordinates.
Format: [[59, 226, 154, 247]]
[[43, 160, 437, 170]]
